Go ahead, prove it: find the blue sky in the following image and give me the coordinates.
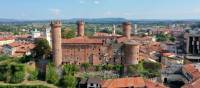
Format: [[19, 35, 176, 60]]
[[1, 0, 200, 20]]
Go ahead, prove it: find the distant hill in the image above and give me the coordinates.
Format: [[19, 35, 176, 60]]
[[0, 18, 200, 24], [0, 18, 20, 23], [64, 18, 128, 24]]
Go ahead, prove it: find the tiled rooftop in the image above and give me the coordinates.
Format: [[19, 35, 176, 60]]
[[102, 77, 166, 88]]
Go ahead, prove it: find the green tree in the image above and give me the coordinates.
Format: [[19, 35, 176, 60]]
[[63, 64, 79, 75], [46, 63, 59, 84], [62, 29, 76, 39], [95, 65, 102, 71], [10, 71, 25, 83], [113, 65, 123, 72], [127, 65, 140, 76], [9, 64, 25, 83], [103, 64, 113, 71], [0, 55, 11, 61], [81, 63, 90, 72], [99, 29, 112, 34], [169, 37, 176, 42], [19, 55, 33, 63], [156, 33, 168, 42], [28, 69, 39, 81], [32, 38, 51, 60], [143, 61, 161, 72], [139, 61, 161, 78], [60, 75, 77, 88], [85, 24, 95, 36]]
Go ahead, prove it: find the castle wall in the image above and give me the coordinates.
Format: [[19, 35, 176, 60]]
[[124, 42, 140, 65], [62, 44, 103, 65]]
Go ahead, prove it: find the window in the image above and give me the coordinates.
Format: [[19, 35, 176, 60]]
[[90, 83, 94, 86]]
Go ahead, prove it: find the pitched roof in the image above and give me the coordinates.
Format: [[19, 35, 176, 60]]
[[145, 79, 166, 88], [102, 77, 146, 88], [0, 36, 15, 41], [102, 77, 167, 88], [4, 42, 35, 57], [116, 36, 128, 43], [15, 34, 31, 38], [161, 52, 175, 57], [62, 36, 103, 44], [6, 42, 21, 47]]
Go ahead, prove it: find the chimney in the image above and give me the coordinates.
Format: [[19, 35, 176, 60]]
[[77, 20, 85, 37]]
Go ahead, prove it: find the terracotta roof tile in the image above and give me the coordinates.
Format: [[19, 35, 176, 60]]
[[62, 36, 103, 44], [102, 77, 166, 88], [102, 77, 145, 88], [0, 36, 15, 41], [4, 42, 35, 57], [116, 36, 128, 43], [145, 79, 166, 88], [93, 32, 111, 36]]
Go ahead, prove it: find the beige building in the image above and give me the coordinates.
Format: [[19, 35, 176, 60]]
[[0, 37, 15, 46]]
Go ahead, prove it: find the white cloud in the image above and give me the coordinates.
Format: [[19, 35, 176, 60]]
[[79, 0, 101, 5], [79, 0, 85, 4], [93, 0, 100, 4], [49, 8, 61, 16]]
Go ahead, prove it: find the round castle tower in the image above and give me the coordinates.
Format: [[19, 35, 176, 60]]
[[124, 40, 140, 65], [122, 21, 132, 39], [50, 20, 62, 67], [77, 20, 85, 37]]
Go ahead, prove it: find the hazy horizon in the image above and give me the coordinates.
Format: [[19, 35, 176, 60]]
[[1, 0, 200, 20]]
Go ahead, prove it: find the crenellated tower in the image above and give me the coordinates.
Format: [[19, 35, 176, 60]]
[[122, 21, 132, 39], [77, 20, 85, 37], [50, 20, 62, 67]]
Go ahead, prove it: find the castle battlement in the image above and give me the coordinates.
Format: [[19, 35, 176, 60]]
[[50, 20, 62, 27], [76, 20, 85, 25]]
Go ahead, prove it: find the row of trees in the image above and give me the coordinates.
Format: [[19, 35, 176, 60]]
[[80, 63, 124, 73], [0, 64, 25, 83], [156, 33, 175, 42], [45, 64, 78, 88], [127, 61, 161, 78], [79, 62, 161, 79], [61, 26, 96, 39]]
